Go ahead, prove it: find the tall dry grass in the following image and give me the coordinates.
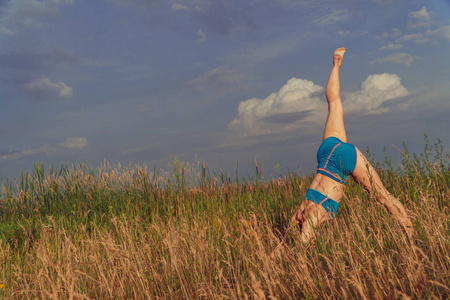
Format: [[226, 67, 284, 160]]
[[0, 139, 449, 299]]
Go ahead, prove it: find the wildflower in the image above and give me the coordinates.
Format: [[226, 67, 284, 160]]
[[0, 283, 3, 289]]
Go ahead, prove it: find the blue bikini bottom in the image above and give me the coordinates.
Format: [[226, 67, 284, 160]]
[[304, 188, 339, 219]]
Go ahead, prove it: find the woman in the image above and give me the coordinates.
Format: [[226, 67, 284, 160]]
[[288, 48, 414, 243]]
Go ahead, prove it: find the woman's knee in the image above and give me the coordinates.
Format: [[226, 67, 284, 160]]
[[291, 209, 302, 228], [291, 203, 328, 228]]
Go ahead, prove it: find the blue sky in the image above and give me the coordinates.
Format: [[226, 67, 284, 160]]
[[0, 0, 449, 180]]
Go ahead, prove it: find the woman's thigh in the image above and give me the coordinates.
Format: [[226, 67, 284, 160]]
[[323, 100, 347, 143]]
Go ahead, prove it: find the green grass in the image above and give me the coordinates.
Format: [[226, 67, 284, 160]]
[[0, 137, 449, 299]]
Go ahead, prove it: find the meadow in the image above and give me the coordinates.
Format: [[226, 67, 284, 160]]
[[0, 137, 449, 299]]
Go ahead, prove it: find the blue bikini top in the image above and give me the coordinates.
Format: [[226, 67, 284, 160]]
[[316, 137, 357, 185]]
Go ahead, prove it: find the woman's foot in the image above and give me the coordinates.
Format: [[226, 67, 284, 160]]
[[333, 47, 345, 68]]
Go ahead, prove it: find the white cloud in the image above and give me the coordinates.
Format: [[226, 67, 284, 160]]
[[0, 146, 52, 160], [61, 137, 88, 149], [425, 25, 450, 41], [371, 0, 398, 4], [395, 33, 423, 43], [197, 28, 206, 43], [171, 3, 190, 11], [344, 73, 408, 114], [0, 0, 74, 35], [379, 43, 403, 51], [228, 78, 325, 136], [47, 0, 75, 4], [24, 75, 73, 100], [372, 53, 419, 66], [226, 33, 308, 66], [407, 7, 433, 29], [109, 0, 159, 9], [314, 9, 351, 26], [228, 74, 409, 136], [378, 8, 449, 48], [1, 137, 88, 161], [379, 28, 402, 39], [337, 30, 350, 36], [190, 67, 240, 91], [0, 24, 13, 35], [377, 7, 447, 50], [397, 25, 450, 44]]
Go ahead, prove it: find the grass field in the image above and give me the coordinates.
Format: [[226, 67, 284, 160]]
[[0, 137, 449, 299]]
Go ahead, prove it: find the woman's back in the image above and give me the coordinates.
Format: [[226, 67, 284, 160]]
[[309, 173, 345, 203]]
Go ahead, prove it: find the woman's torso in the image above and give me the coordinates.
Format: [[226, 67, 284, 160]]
[[309, 173, 346, 203], [309, 136, 357, 202]]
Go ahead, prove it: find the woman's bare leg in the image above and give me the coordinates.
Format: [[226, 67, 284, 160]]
[[323, 47, 347, 143], [284, 200, 331, 244], [352, 148, 414, 239], [284, 48, 348, 245]]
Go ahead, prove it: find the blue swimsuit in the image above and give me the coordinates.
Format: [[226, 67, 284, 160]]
[[317, 136, 357, 185], [304, 188, 340, 218], [304, 136, 357, 218]]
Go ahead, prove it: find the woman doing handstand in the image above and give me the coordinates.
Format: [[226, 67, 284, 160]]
[[288, 47, 414, 243]]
